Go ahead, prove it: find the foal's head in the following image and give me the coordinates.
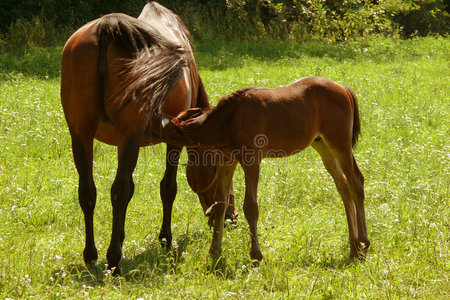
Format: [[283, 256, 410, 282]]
[[185, 147, 238, 226]]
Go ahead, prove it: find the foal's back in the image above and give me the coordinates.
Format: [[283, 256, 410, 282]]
[[237, 77, 354, 155]]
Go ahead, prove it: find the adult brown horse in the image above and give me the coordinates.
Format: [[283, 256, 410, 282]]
[[162, 76, 370, 264], [61, 2, 235, 275]]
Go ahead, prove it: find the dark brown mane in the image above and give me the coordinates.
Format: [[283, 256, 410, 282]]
[[96, 13, 188, 126]]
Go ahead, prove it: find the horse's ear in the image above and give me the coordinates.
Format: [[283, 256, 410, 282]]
[[176, 108, 204, 122]]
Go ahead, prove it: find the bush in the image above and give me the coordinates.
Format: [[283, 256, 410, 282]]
[[159, 0, 448, 41], [0, 15, 70, 50], [0, 0, 448, 49]]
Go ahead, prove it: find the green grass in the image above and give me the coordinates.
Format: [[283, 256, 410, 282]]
[[0, 37, 448, 298]]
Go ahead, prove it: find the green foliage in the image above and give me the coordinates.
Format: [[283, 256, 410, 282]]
[[159, 0, 448, 41], [0, 16, 64, 50], [0, 37, 449, 298], [0, 0, 448, 49], [0, 0, 146, 50]]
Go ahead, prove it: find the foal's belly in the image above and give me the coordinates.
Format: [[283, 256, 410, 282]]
[[263, 132, 316, 158]]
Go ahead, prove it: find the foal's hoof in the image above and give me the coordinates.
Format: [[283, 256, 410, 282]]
[[225, 210, 238, 227], [349, 241, 370, 260], [250, 251, 263, 267], [83, 248, 98, 269], [205, 205, 238, 228]]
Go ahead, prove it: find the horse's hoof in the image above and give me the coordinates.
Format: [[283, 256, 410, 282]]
[[209, 246, 222, 258], [251, 260, 261, 268], [159, 237, 172, 249], [107, 265, 121, 276], [86, 259, 98, 269]]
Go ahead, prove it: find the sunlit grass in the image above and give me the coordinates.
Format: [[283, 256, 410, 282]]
[[0, 37, 448, 298]]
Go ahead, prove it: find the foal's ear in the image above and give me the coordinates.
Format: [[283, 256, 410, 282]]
[[176, 108, 205, 122]]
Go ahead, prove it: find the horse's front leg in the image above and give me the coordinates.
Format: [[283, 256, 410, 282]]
[[158, 144, 181, 248], [209, 163, 237, 256], [107, 138, 139, 276], [71, 135, 98, 268], [242, 162, 263, 264]]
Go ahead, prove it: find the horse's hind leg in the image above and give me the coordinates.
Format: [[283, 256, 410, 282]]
[[106, 139, 140, 275], [158, 144, 182, 248], [350, 155, 369, 253], [242, 162, 263, 264], [71, 133, 98, 267], [312, 140, 360, 259], [332, 146, 369, 256]]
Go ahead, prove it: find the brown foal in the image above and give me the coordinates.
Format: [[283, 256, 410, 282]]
[[163, 76, 370, 263]]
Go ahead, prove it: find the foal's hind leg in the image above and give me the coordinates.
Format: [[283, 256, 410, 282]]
[[71, 133, 98, 267], [312, 140, 360, 259], [350, 155, 369, 253], [158, 144, 182, 248], [315, 138, 369, 258], [106, 138, 140, 275], [332, 148, 369, 256]]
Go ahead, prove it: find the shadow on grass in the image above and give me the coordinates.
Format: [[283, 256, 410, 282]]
[[206, 252, 236, 280], [299, 253, 357, 270], [49, 231, 215, 285]]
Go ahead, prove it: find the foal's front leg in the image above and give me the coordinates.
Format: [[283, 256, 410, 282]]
[[242, 163, 263, 263], [209, 163, 236, 256], [107, 139, 140, 275]]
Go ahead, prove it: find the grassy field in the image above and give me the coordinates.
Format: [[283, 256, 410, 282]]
[[0, 37, 448, 298]]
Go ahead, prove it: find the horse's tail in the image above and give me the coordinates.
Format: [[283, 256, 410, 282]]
[[345, 86, 361, 148], [95, 13, 187, 125]]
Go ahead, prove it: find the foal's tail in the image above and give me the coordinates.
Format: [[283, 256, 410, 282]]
[[345, 87, 361, 148]]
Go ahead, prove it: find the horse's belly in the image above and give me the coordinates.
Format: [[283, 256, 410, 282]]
[[94, 120, 159, 147], [264, 143, 308, 158], [264, 132, 315, 158]]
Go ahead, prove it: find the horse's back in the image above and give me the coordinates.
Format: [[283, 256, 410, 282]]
[[61, 4, 203, 146], [235, 77, 353, 155], [138, 2, 191, 49]]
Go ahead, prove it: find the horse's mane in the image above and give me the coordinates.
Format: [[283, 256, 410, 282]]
[[95, 11, 187, 127]]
